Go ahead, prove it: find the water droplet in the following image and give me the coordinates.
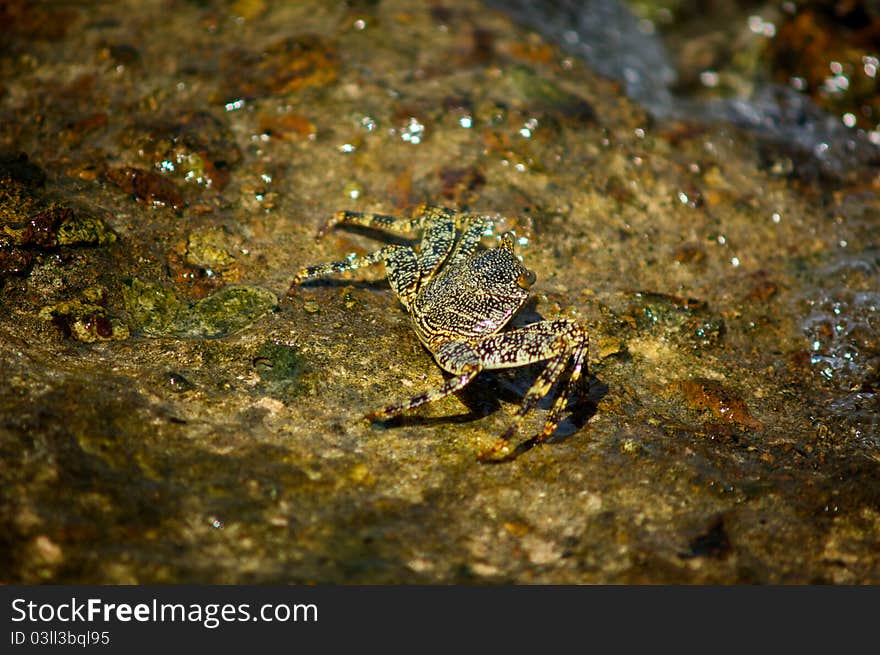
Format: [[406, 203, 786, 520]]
[[789, 76, 807, 91], [400, 117, 425, 144], [225, 98, 245, 112], [748, 15, 775, 37]]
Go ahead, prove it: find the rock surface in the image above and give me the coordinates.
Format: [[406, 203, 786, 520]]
[[0, 0, 877, 583]]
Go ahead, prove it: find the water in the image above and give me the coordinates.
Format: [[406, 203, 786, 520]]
[[487, 0, 880, 177]]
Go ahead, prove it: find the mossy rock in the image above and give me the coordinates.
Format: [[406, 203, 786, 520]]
[[123, 279, 277, 338]]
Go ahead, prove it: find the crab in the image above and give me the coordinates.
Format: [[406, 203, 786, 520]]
[[289, 205, 589, 461]]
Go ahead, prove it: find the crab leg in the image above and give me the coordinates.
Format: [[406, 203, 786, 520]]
[[447, 214, 491, 267], [290, 245, 421, 306], [365, 320, 588, 453], [469, 320, 588, 457], [365, 363, 481, 420], [315, 204, 452, 238], [539, 333, 588, 439], [314, 206, 491, 279], [414, 208, 456, 279]]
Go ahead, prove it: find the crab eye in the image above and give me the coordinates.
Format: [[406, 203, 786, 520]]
[[517, 269, 536, 289]]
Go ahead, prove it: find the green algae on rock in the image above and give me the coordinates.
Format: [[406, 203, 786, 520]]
[[184, 229, 237, 271], [122, 278, 277, 338], [253, 341, 308, 383], [252, 341, 309, 400], [56, 212, 116, 247]]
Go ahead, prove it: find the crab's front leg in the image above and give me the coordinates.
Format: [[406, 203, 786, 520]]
[[311, 206, 492, 280], [289, 244, 421, 307], [290, 205, 460, 301], [313, 204, 458, 239]]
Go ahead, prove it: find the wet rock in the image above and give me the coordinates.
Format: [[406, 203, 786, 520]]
[[0, 177, 43, 227], [166, 229, 242, 298], [253, 341, 309, 399], [503, 64, 597, 125], [682, 515, 732, 560], [596, 336, 627, 360], [258, 112, 318, 141], [184, 229, 237, 272], [230, 0, 268, 21], [122, 279, 277, 338], [0, 169, 115, 277], [38, 286, 129, 343], [2, 205, 70, 248], [439, 166, 486, 204], [39, 300, 130, 343], [0, 237, 34, 276], [665, 377, 762, 431], [767, 4, 880, 132], [190, 286, 278, 338], [622, 291, 725, 349], [165, 371, 196, 393], [221, 34, 339, 101], [672, 243, 706, 265], [742, 274, 779, 303], [0, 0, 78, 44], [56, 211, 116, 247], [683, 316, 725, 349], [118, 111, 241, 191], [98, 43, 142, 69], [2, 0, 879, 586], [105, 166, 186, 211], [802, 255, 880, 400], [0, 151, 46, 187]]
